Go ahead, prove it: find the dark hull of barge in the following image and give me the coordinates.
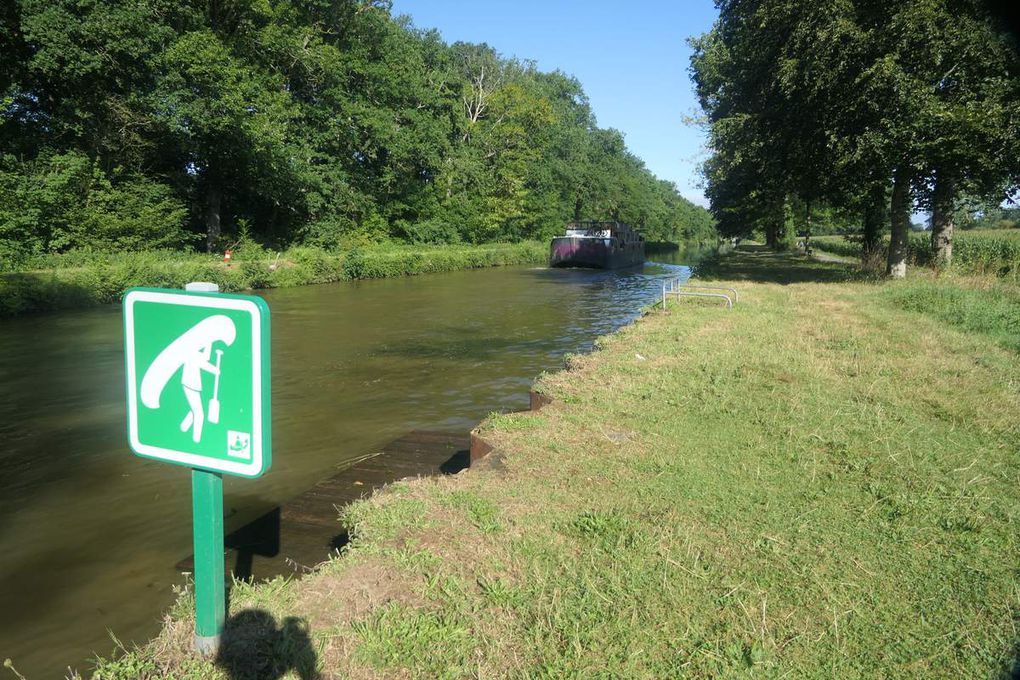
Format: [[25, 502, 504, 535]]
[[548, 237, 645, 269]]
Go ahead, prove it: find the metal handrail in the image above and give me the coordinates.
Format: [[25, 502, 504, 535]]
[[674, 291, 733, 309], [679, 284, 739, 304], [660, 277, 738, 311]]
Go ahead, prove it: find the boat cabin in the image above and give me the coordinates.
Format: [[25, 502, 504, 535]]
[[563, 221, 644, 246]]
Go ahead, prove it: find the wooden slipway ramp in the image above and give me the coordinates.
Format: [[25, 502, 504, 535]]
[[177, 430, 469, 581]]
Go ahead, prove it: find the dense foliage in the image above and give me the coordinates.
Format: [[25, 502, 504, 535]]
[[958, 205, 1020, 230], [690, 0, 1020, 275], [0, 0, 713, 267]]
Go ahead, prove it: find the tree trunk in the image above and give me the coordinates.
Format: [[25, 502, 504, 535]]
[[765, 221, 777, 249], [862, 183, 885, 259], [931, 169, 954, 266], [205, 183, 222, 253], [574, 197, 583, 221], [805, 200, 812, 253], [886, 165, 910, 278]]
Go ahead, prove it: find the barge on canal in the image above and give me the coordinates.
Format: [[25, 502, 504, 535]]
[[549, 221, 645, 269]]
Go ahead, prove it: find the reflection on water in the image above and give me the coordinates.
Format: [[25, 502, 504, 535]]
[[0, 249, 706, 676]]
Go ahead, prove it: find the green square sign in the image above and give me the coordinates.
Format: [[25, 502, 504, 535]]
[[124, 288, 271, 478]]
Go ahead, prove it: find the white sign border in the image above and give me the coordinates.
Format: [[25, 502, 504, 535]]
[[125, 290, 265, 477]]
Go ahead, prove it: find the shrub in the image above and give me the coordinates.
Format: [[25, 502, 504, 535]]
[[0, 242, 548, 317], [400, 219, 462, 245], [341, 247, 367, 279], [0, 152, 191, 267]]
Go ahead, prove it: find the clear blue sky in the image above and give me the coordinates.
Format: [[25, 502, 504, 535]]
[[391, 0, 719, 207]]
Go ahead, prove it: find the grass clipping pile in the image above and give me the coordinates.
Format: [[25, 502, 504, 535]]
[[93, 251, 1020, 678]]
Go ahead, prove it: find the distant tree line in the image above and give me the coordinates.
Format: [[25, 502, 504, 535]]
[[690, 0, 1020, 275], [0, 0, 713, 265], [956, 204, 1020, 230]]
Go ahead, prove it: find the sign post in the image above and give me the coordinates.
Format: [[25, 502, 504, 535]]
[[192, 468, 225, 652], [123, 282, 270, 654]]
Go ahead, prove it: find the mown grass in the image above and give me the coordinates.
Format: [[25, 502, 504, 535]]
[[83, 248, 1020, 678], [813, 229, 1020, 277], [0, 242, 546, 317]]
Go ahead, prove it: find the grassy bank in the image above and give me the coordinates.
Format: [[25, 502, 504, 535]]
[[813, 228, 1020, 277], [84, 247, 1020, 678], [0, 242, 546, 317]]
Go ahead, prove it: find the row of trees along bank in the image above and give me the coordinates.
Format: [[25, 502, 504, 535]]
[[690, 0, 1020, 277], [0, 0, 714, 268]]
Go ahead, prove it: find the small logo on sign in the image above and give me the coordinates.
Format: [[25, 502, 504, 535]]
[[227, 431, 251, 459]]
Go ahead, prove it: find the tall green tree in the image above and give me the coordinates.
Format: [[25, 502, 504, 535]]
[[691, 0, 1019, 276], [1, 0, 713, 259], [898, 0, 1020, 265]]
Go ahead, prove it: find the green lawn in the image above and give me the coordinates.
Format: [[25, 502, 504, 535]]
[[85, 247, 1020, 679]]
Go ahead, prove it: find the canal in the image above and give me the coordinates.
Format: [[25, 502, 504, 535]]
[[0, 248, 705, 676]]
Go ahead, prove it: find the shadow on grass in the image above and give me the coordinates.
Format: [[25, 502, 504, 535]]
[[695, 245, 869, 285], [216, 609, 319, 680], [1003, 639, 1020, 680]]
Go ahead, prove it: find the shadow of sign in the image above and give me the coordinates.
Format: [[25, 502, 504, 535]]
[[225, 507, 281, 580]]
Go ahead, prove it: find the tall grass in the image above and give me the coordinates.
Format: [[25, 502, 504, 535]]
[[951, 234, 1020, 276], [0, 242, 546, 317], [813, 229, 1020, 277], [886, 278, 1020, 353]]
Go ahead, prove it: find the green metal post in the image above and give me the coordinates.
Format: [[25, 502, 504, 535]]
[[191, 468, 225, 654]]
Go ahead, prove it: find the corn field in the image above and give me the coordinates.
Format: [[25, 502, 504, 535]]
[[813, 230, 1020, 277]]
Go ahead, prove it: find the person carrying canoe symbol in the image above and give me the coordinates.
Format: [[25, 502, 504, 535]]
[[141, 315, 237, 444], [179, 344, 222, 443]]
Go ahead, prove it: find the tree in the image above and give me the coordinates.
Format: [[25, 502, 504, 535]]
[[1, 0, 713, 257], [691, 0, 1019, 276], [153, 29, 297, 250], [900, 0, 1020, 265]]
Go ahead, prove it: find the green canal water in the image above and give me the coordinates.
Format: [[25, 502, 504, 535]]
[[0, 249, 705, 676]]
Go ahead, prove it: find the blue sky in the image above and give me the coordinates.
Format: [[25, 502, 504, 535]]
[[391, 0, 719, 207]]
